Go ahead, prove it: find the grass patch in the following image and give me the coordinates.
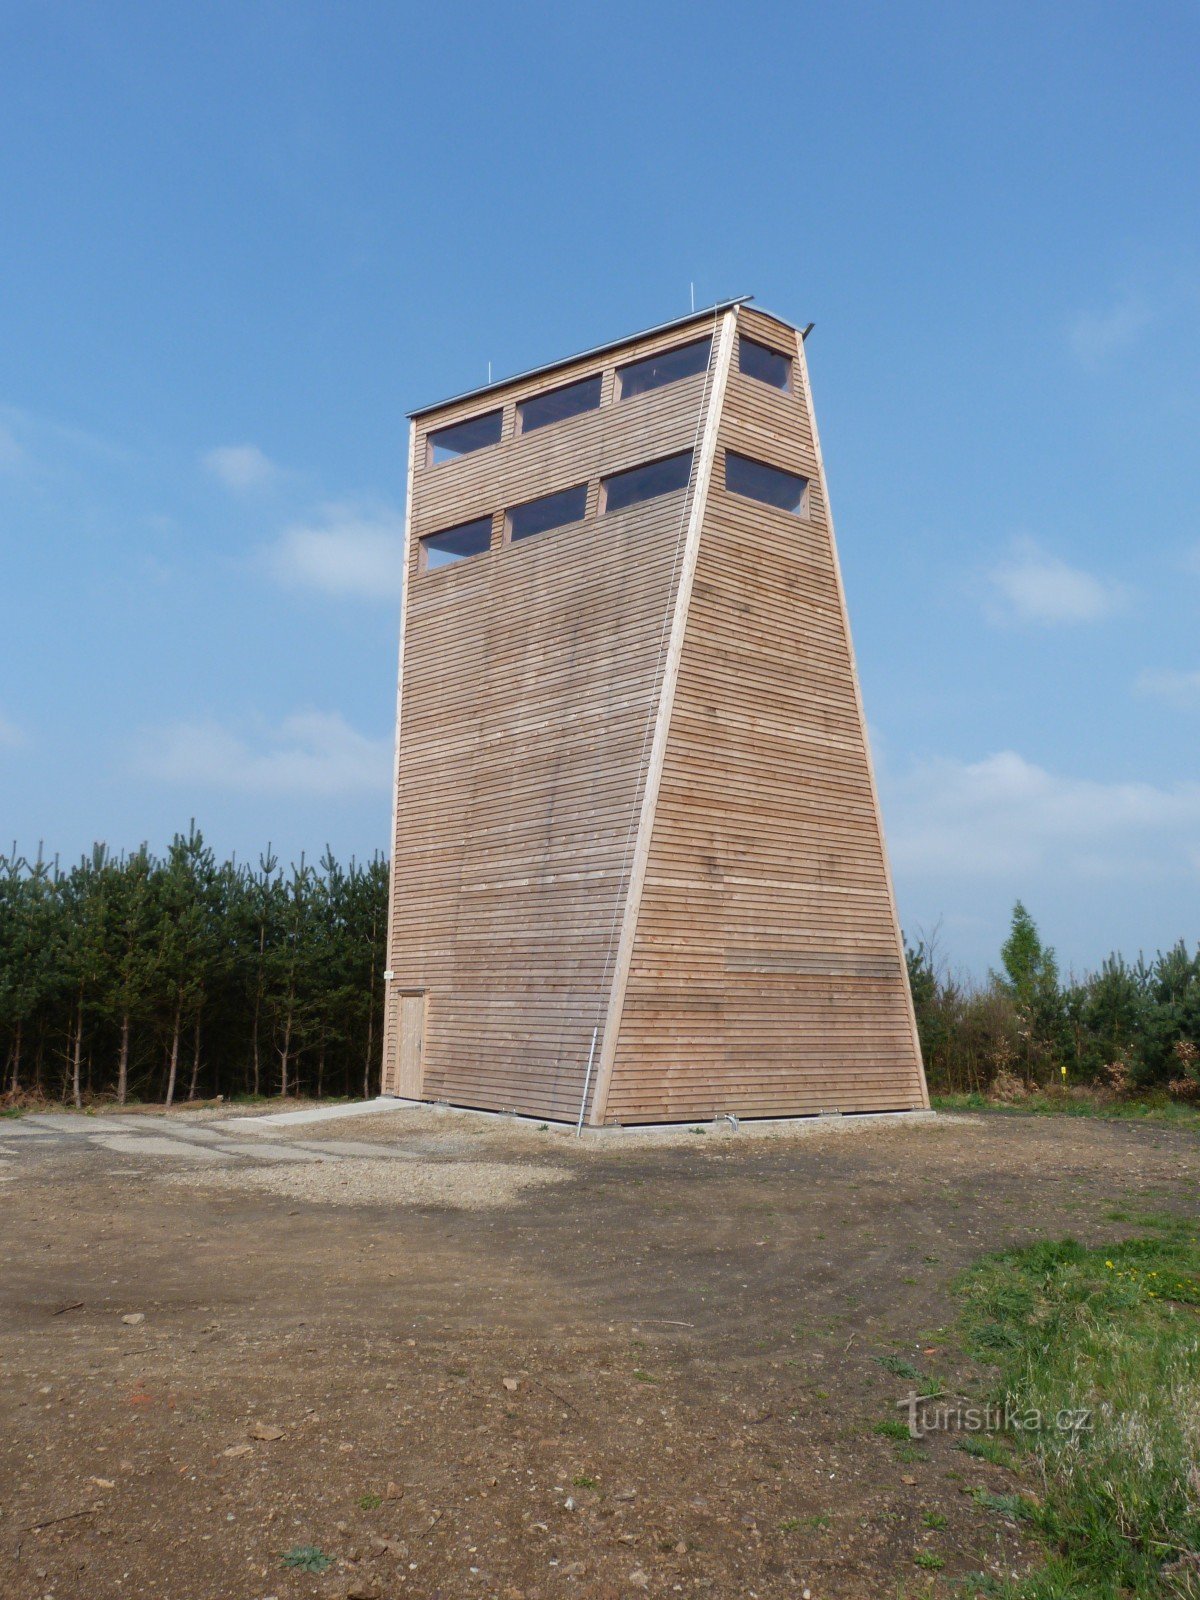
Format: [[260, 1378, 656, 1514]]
[[876, 1419, 911, 1440], [972, 1489, 1035, 1521], [932, 1091, 1200, 1130], [780, 1513, 831, 1532], [894, 1442, 929, 1465], [956, 1233, 1200, 1598], [957, 1434, 1016, 1468], [877, 1353, 924, 1381]]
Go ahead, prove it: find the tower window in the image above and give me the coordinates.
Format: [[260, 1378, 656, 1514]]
[[518, 374, 602, 434], [739, 336, 793, 392], [616, 338, 710, 400], [602, 452, 693, 513], [724, 452, 807, 514], [426, 409, 502, 465], [507, 484, 588, 543], [420, 516, 493, 571]]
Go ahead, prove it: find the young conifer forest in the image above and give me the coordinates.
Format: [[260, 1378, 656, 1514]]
[[0, 827, 388, 1106]]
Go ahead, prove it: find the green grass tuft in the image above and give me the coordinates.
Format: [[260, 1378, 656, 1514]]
[[877, 1353, 924, 1381], [956, 1434, 1016, 1468], [972, 1489, 1035, 1521], [876, 1419, 912, 1440], [955, 1231, 1200, 1598], [894, 1443, 928, 1465]]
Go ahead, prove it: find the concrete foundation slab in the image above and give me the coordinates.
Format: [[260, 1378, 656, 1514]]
[[285, 1139, 420, 1160], [215, 1097, 412, 1133], [121, 1122, 228, 1144], [24, 1114, 149, 1136], [376, 1098, 936, 1141], [211, 1142, 330, 1163], [90, 1134, 232, 1162]]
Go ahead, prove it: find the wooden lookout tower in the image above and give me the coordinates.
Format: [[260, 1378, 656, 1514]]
[[381, 300, 928, 1126]]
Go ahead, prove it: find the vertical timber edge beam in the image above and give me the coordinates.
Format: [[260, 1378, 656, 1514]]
[[380, 418, 419, 1097], [793, 329, 930, 1109], [586, 308, 739, 1126]]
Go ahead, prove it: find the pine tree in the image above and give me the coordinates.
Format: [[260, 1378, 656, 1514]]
[[103, 848, 159, 1105], [997, 902, 1065, 1083], [156, 825, 216, 1106], [60, 847, 112, 1107], [264, 856, 317, 1097], [0, 851, 60, 1096]]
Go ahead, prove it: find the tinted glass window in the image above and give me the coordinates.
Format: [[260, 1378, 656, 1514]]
[[724, 452, 807, 514], [427, 409, 502, 465], [617, 338, 710, 400], [603, 452, 693, 513], [508, 484, 588, 543], [739, 336, 793, 392], [518, 375, 602, 434], [421, 516, 493, 570]]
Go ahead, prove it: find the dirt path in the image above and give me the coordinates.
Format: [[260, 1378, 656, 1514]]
[[1, 1109, 1197, 1599]]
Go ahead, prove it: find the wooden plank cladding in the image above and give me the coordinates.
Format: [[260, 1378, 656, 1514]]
[[382, 301, 928, 1125]]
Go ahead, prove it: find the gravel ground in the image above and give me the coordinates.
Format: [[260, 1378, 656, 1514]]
[[165, 1154, 571, 1208]]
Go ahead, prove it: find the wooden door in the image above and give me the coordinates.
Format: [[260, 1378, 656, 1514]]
[[395, 992, 426, 1099]]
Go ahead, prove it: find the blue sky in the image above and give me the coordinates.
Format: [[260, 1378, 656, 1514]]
[[2, 1, 1198, 977]]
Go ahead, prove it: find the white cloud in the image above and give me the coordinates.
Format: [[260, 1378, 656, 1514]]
[[137, 710, 390, 797], [1, 401, 131, 471], [203, 443, 280, 492], [1069, 296, 1150, 368], [0, 421, 25, 471], [1135, 668, 1200, 706], [987, 538, 1125, 626], [886, 750, 1200, 883], [0, 709, 25, 749], [266, 502, 406, 599]]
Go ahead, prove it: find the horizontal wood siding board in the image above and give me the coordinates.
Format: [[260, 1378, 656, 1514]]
[[604, 307, 927, 1124], [388, 320, 725, 1119]]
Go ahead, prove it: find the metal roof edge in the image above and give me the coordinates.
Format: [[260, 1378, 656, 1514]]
[[407, 295, 772, 420]]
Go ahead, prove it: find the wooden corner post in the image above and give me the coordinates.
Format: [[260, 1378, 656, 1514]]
[[585, 308, 739, 1126], [793, 330, 930, 1109], [380, 418, 419, 1097]]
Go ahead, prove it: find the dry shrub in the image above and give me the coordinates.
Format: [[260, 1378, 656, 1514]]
[[1102, 1058, 1133, 1097], [1169, 1040, 1200, 1103], [0, 1085, 51, 1114], [990, 1067, 1028, 1104]]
